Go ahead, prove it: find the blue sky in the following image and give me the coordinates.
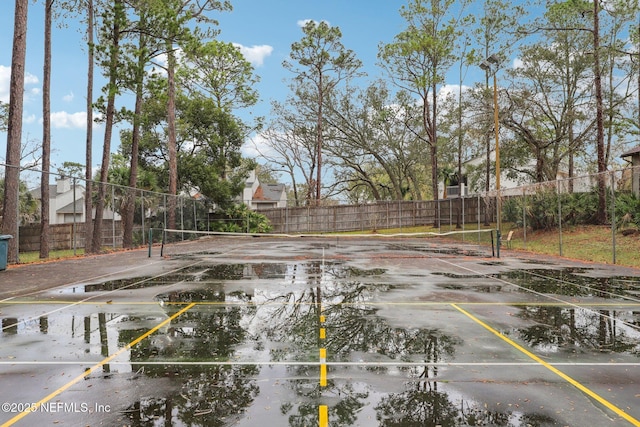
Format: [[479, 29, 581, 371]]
[[0, 0, 475, 184]]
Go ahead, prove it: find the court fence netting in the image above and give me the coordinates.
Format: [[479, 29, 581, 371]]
[[152, 227, 501, 259]]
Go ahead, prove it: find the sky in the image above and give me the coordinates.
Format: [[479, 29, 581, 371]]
[[0, 0, 483, 186]]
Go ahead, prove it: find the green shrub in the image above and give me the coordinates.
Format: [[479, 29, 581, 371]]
[[210, 204, 272, 233], [615, 192, 640, 230], [503, 188, 600, 231]]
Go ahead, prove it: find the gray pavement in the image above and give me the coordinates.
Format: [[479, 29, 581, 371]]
[[0, 236, 639, 427]]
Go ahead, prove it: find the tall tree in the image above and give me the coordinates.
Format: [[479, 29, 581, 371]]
[[40, 0, 54, 259], [502, 2, 596, 184], [593, 0, 607, 224], [471, 0, 526, 195], [120, 0, 160, 248], [181, 40, 260, 111], [2, 0, 29, 264], [284, 20, 362, 204], [324, 82, 428, 201], [379, 0, 464, 203], [91, 0, 126, 252], [177, 95, 252, 208], [153, 0, 231, 230], [85, 0, 95, 252], [259, 99, 318, 206]]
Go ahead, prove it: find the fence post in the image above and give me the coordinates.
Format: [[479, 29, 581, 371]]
[[477, 194, 481, 245], [611, 170, 616, 264], [522, 186, 527, 250], [112, 184, 116, 249], [180, 197, 184, 239], [148, 228, 153, 257], [141, 190, 145, 245], [73, 177, 77, 256], [557, 180, 563, 257], [193, 199, 197, 231], [163, 194, 167, 230]]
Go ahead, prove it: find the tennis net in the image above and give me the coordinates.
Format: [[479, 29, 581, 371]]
[[154, 228, 501, 260]]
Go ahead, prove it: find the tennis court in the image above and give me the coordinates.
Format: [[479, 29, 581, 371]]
[[0, 233, 639, 426]]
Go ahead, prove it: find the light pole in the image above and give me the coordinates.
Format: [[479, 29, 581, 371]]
[[480, 54, 502, 250]]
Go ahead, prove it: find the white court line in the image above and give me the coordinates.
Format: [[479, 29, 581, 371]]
[[0, 240, 262, 332], [1, 360, 639, 367], [0, 260, 204, 333], [0, 259, 165, 303]]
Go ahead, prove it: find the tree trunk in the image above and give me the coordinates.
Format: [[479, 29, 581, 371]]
[[2, 0, 29, 264], [316, 73, 323, 205], [167, 45, 178, 231], [123, 18, 146, 249], [84, 0, 95, 253], [593, 0, 607, 224], [40, 0, 53, 259], [92, 0, 121, 252]]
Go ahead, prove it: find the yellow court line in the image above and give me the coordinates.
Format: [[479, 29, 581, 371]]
[[319, 405, 328, 427], [0, 303, 196, 427], [451, 303, 640, 427]]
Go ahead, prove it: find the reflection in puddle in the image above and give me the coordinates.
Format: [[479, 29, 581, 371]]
[[496, 268, 640, 298], [515, 305, 640, 355], [5, 262, 638, 426]]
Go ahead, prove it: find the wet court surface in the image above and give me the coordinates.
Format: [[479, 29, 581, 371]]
[[0, 236, 639, 426]]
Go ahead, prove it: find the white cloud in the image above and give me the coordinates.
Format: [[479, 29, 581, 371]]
[[0, 65, 39, 103], [439, 84, 471, 98], [23, 114, 36, 124], [243, 132, 275, 158], [50, 111, 90, 128], [63, 92, 74, 102], [233, 43, 273, 67], [25, 72, 38, 86], [0, 65, 9, 102]]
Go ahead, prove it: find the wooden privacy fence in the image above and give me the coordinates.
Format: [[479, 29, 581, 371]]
[[17, 197, 496, 251], [19, 221, 124, 252], [259, 197, 494, 234]]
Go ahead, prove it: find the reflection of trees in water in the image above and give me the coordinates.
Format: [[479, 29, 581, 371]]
[[281, 383, 368, 427], [518, 306, 638, 355], [375, 377, 459, 426], [120, 292, 260, 426], [261, 262, 474, 425], [499, 269, 640, 299], [125, 365, 259, 427]]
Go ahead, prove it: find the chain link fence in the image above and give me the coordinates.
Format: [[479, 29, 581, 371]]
[[2, 163, 639, 265]]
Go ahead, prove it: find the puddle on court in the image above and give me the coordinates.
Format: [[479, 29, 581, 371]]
[[513, 304, 640, 355], [496, 268, 640, 298], [2, 262, 639, 426]]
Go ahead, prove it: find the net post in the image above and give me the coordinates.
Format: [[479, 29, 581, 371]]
[[160, 229, 166, 257], [148, 228, 153, 258], [496, 228, 501, 258], [491, 229, 495, 257]]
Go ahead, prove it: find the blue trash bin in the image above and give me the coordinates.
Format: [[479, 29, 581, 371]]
[[0, 235, 13, 271]]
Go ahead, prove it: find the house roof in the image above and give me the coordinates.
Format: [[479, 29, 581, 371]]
[[253, 183, 286, 203], [621, 146, 640, 158], [57, 199, 85, 214], [29, 183, 86, 199]]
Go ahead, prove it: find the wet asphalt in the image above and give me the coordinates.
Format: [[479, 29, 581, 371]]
[[0, 236, 639, 426]]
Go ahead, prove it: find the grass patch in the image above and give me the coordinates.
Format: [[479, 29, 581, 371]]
[[19, 248, 85, 264], [507, 225, 638, 267]]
